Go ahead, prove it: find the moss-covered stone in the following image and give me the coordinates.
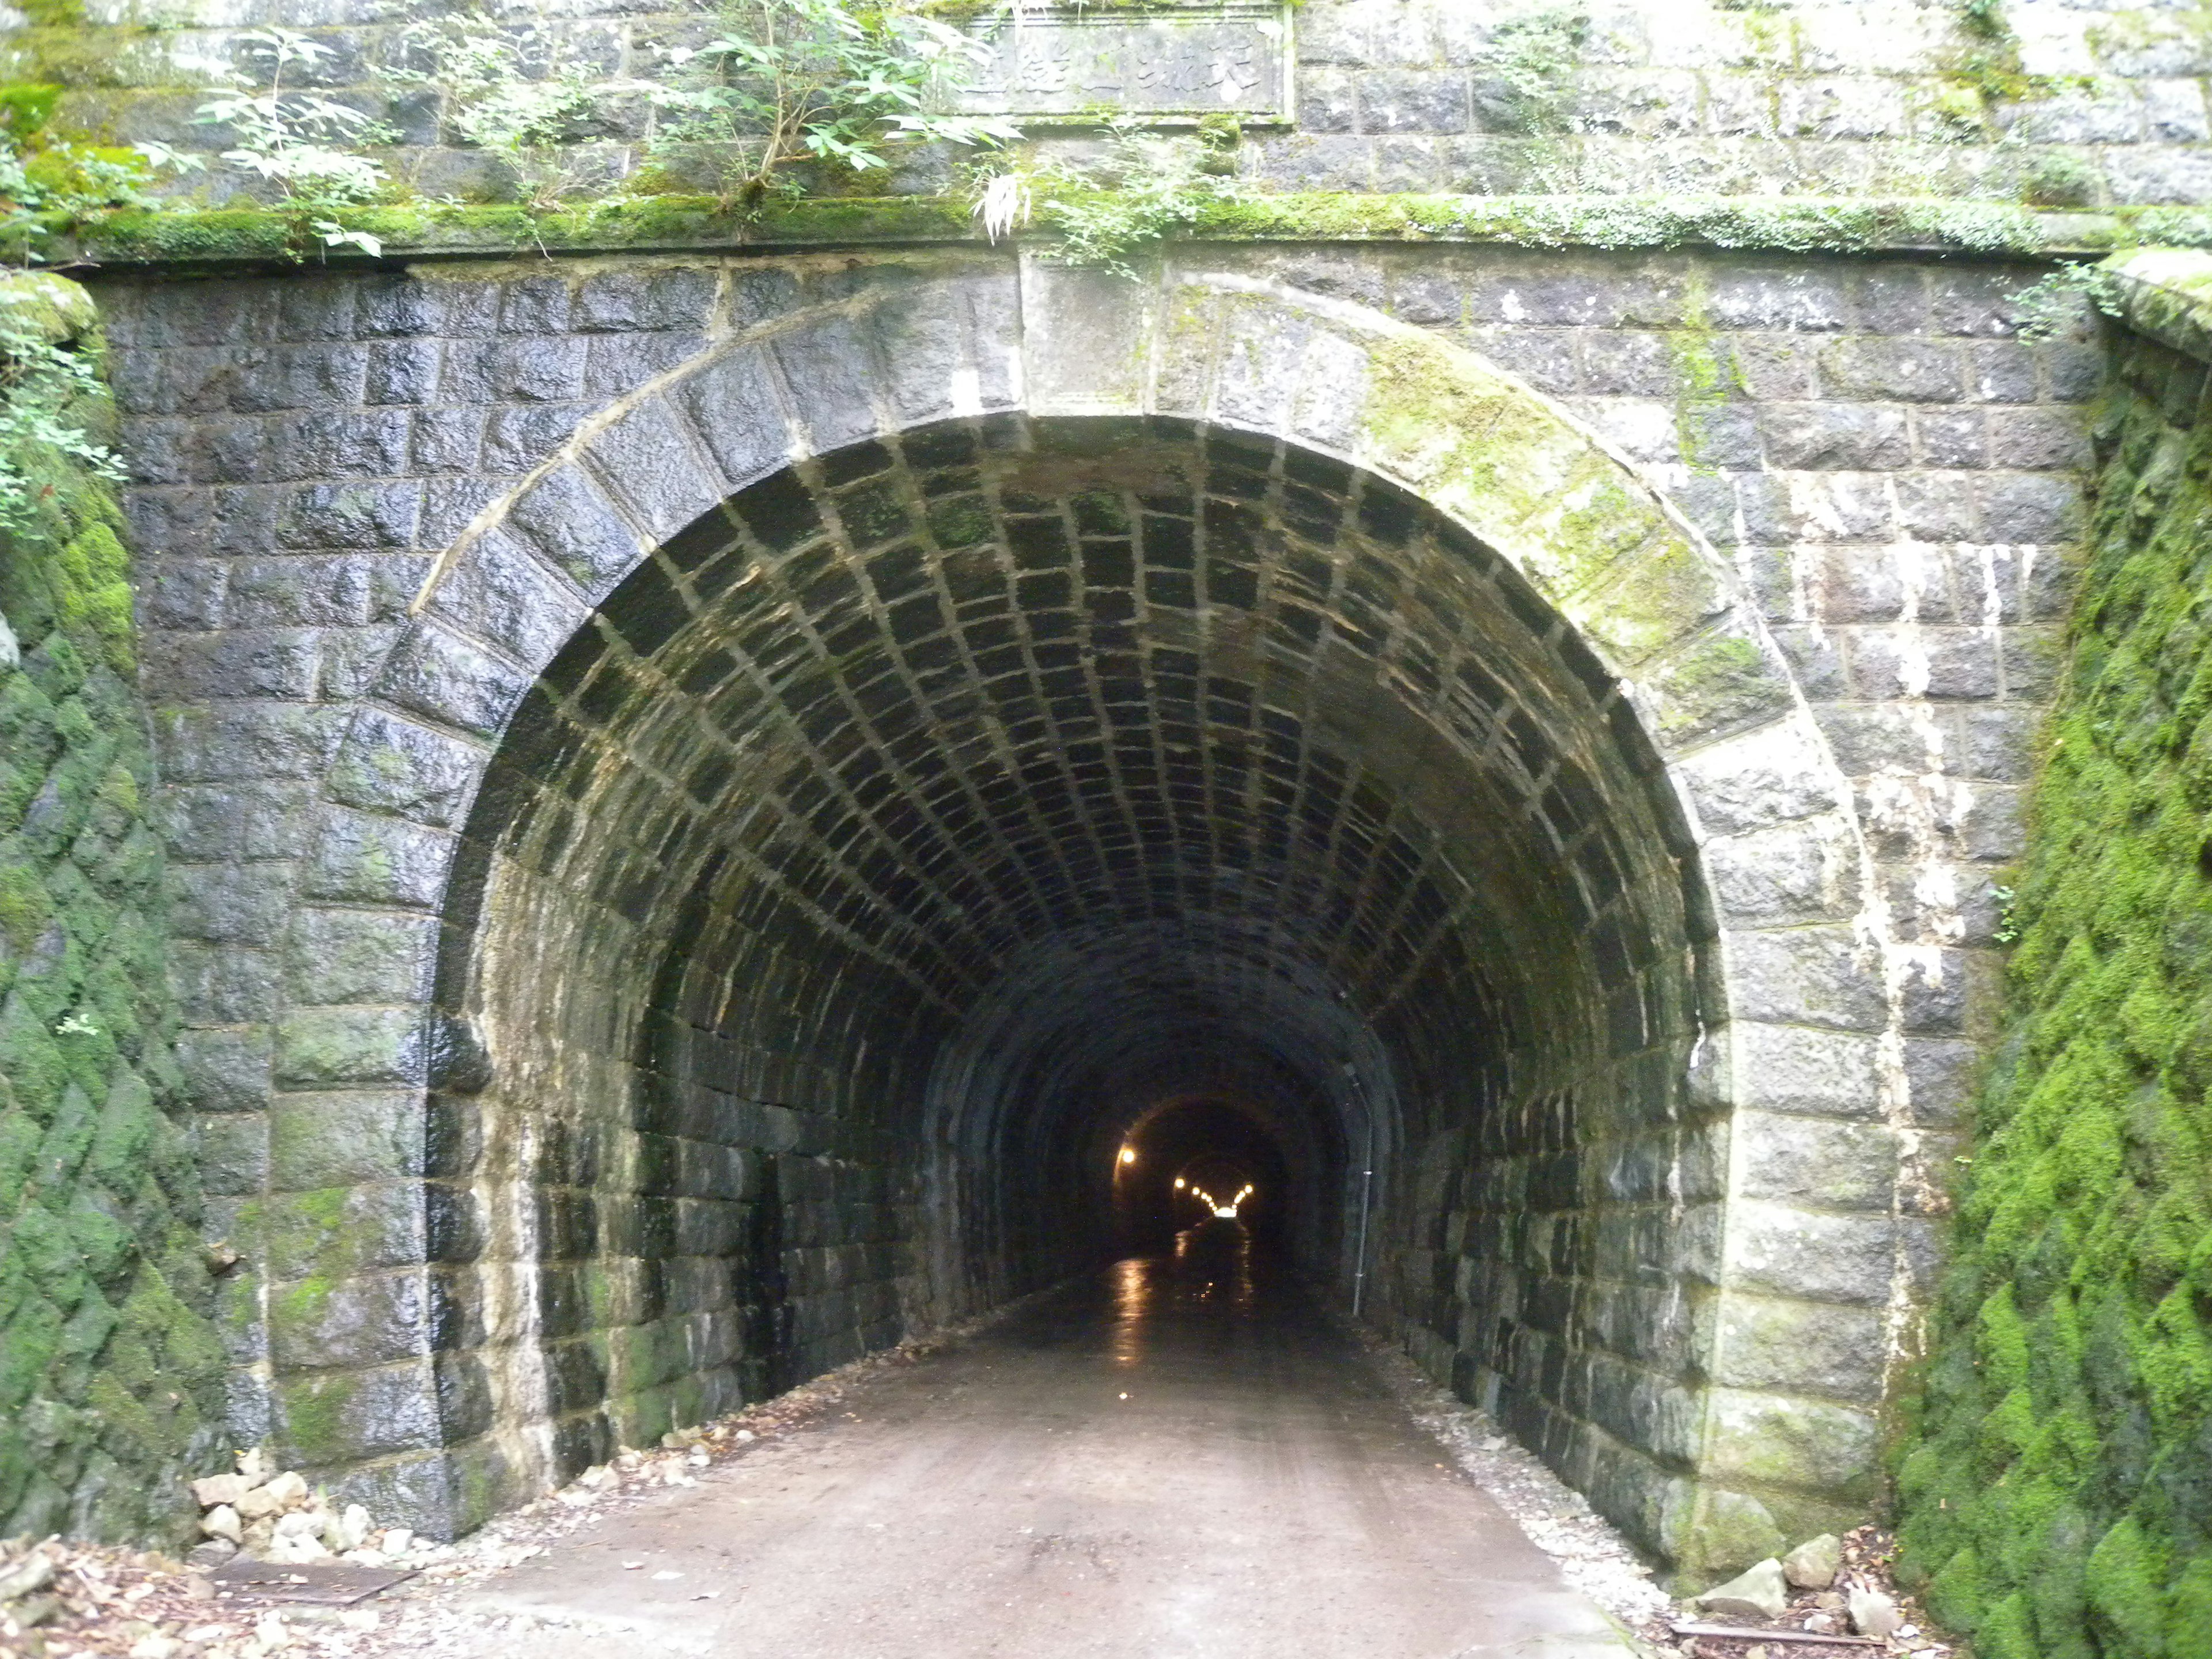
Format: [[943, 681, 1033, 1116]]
[[1895, 275, 2212, 1657], [28, 190, 2212, 273], [0, 270, 218, 1544]]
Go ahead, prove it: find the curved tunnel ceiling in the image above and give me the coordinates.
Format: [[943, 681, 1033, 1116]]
[[445, 411, 1708, 1294]]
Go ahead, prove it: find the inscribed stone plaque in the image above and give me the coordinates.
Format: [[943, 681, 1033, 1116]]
[[953, 2, 1294, 124]]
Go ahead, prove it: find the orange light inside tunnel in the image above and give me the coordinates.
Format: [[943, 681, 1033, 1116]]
[[1184, 1181, 1257, 1221], [1119, 1146, 1136, 1166]]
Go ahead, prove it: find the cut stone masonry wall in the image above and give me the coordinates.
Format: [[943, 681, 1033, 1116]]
[[88, 237, 2093, 1567], [20, 1, 2212, 211]]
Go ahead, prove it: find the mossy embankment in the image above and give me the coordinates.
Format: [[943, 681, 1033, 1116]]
[[1895, 255, 2212, 1658], [0, 271, 224, 1543]]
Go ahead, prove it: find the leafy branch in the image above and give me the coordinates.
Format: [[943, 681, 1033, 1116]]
[[387, 13, 657, 212], [172, 28, 396, 257]]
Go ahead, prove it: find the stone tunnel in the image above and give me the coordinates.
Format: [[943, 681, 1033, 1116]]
[[24, 2, 2212, 1645], [87, 248, 2003, 1574]]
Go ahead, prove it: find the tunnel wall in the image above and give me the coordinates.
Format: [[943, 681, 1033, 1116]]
[[97, 244, 2079, 1563], [1894, 252, 2212, 1659]]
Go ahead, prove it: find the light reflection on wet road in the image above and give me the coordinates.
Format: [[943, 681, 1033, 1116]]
[[460, 1224, 1633, 1657]]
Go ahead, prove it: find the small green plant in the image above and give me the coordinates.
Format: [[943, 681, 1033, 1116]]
[[2010, 261, 2119, 342], [184, 29, 395, 256], [0, 282, 125, 532], [1990, 883, 2020, 945], [993, 118, 1243, 278], [2017, 150, 2099, 209], [647, 0, 1019, 210], [387, 13, 655, 211], [0, 88, 167, 265], [1957, 0, 2010, 41], [1945, 0, 2028, 105], [1471, 5, 1592, 137]]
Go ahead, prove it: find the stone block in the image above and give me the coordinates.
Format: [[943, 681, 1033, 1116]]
[[1702, 1387, 1881, 1494], [1710, 1293, 1888, 1402], [326, 709, 484, 828], [176, 1026, 274, 1113], [865, 283, 979, 429], [302, 808, 456, 910], [378, 621, 533, 740], [193, 1110, 269, 1196], [1359, 69, 1468, 133], [272, 1006, 427, 1089], [1020, 260, 1153, 419], [771, 315, 882, 455], [270, 1267, 431, 1373], [270, 1092, 429, 1194], [286, 907, 438, 1011], [1702, 816, 1861, 927], [1760, 404, 1908, 471], [585, 395, 727, 544], [1734, 1112, 1898, 1211], [365, 340, 441, 407], [1901, 1037, 1979, 1127], [1673, 717, 1847, 837], [274, 1357, 440, 1467], [1818, 337, 1963, 403], [1989, 407, 2092, 469], [264, 1181, 426, 1281], [171, 862, 293, 947], [154, 627, 318, 703], [1724, 1202, 1898, 1306], [428, 529, 594, 668], [275, 480, 423, 551], [172, 942, 281, 1025], [501, 466, 650, 600]]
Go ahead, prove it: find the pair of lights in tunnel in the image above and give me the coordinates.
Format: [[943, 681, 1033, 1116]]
[[1174, 1176, 1255, 1221], [1117, 1149, 1256, 1219]]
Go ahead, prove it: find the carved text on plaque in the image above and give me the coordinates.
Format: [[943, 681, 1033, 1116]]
[[954, 2, 1293, 124]]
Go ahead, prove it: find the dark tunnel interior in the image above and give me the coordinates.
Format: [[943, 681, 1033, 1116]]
[[416, 411, 1718, 1528], [1112, 1099, 1294, 1258]]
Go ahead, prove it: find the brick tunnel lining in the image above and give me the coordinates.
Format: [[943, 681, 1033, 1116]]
[[427, 411, 1717, 1525]]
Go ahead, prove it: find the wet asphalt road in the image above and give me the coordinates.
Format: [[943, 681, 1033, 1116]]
[[458, 1224, 1634, 1657]]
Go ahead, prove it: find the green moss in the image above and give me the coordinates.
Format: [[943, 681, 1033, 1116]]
[[26, 188, 2212, 271], [0, 83, 65, 138], [1898, 340, 2212, 1654], [0, 272, 212, 1544], [278, 1373, 357, 1465], [0, 860, 51, 948]]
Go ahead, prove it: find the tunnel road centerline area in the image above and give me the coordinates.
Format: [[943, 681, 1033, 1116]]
[[442, 1242, 1635, 1658]]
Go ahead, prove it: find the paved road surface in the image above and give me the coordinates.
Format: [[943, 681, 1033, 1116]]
[[456, 1224, 1635, 1657]]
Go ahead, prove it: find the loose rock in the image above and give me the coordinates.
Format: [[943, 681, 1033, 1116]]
[[1782, 1533, 1841, 1590], [0, 1552, 55, 1603], [190, 1474, 249, 1510], [1850, 1586, 1904, 1638], [1692, 1558, 1789, 1621]]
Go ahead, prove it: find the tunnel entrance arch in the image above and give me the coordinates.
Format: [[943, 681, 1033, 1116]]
[[265, 262, 1898, 1574]]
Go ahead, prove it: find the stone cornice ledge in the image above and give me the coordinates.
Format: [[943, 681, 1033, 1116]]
[[2103, 248, 2212, 368], [43, 193, 2212, 274]]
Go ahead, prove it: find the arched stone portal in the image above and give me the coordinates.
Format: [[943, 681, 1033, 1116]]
[[261, 262, 1910, 1575]]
